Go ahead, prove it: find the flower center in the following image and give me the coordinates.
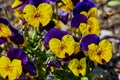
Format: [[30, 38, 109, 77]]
[[6, 64, 13, 71]]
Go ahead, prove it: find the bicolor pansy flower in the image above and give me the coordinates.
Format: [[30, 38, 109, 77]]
[[49, 34, 75, 58], [7, 48, 37, 76], [88, 39, 112, 64], [79, 17, 100, 36], [0, 56, 22, 80], [23, 3, 53, 27], [44, 28, 70, 49], [80, 34, 100, 51], [73, 0, 96, 16], [0, 18, 25, 45], [68, 58, 86, 76]]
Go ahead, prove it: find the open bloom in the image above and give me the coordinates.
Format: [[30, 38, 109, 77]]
[[0, 56, 22, 80], [44, 28, 70, 49], [49, 34, 75, 58], [7, 48, 37, 76], [79, 17, 100, 36], [23, 3, 53, 27], [88, 39, 112, 64], [68, 58, 86, 76], [0, 18, 25, 45]]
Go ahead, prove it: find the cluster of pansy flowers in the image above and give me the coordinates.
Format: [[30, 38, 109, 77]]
[[0, 0, 113, 79]]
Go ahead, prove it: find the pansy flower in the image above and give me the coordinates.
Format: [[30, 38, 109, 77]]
[[0, 56, 22, 80], [7, 48, 37, 76], [80, 34, 100, 51], [49, 34, 75, 58], [23, 3, 53, 27], [79, 17, 100, 36], [68, 58, 86, 76], [88, 39, 112, 64], [0, 18, 25, 45], [73, 0, 96, 16], [44, 28, 70, 49]]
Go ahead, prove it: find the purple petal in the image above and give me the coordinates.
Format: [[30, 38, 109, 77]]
[[15, 77, 29, 80], [58, 11, 69, 24], [7, 48, 28, 64], [73, 0, 96, 16], [41, 20, 55, 31], [71, 0, 80, 6], [47, 60, 62, 69], [71, 14, 87, 28], [0, 37, 7, 44], [29, 0, 50, 7], [44, 28, 70, 49], [80, 34, 100, 51], [23, 62, 37, 76], [9, 32, 24, 45]]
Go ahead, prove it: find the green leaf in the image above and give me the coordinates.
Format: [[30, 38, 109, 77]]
[[107, 0, 120, 7]]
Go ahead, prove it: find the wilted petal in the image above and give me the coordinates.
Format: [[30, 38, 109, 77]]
[[71, 14, 87, 28], [7, 48, 28, 65], [80, 34, 100, 51]]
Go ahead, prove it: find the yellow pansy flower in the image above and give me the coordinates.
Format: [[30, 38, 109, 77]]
[[49, 35, 75, 58], [23, 3, 53, 27], [88, 39, 112, 64], [0, 23, 12, 37], [68, 58, 86, 76], [0, 56, 22, 80], [79, 17, 100, 36]]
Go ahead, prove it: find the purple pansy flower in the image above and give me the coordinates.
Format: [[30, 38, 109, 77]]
[[7, 48, 37, 76], [73, 0, 96, 16], [80, 34, 100, 51], [0, 37, 7, 44], [44, 28, 70, 49], [71, 14, 87, 28]]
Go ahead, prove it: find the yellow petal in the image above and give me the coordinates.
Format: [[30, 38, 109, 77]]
[[87, 17, 100, 36], [12, 0, 23, 8], [80, 11, 88, 18], [23, 4, 36, 14], [79, 23, 87, 36], [37, 3, 53, 26], [49, 38, 61, 57], [62, 35, 75, 56], [99, 40, 112, 63], [88, 8, 98, 18], [0, 56, 10, 78]]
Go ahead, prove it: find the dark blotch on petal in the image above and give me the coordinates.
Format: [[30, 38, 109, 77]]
[[71, 14, 87, 28], [7, 48, 28, 65], [15, 77, 29, 80], [80, 34, 100, 51]]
